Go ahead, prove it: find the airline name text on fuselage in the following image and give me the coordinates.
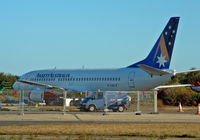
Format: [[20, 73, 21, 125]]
[[36, 73, 70, 78]]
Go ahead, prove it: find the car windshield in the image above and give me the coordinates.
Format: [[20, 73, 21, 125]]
[[81, 93, 93, 104], [97, 92, 103, 99]]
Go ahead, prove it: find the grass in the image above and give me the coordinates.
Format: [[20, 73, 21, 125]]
[[0, 124, 200, 138]]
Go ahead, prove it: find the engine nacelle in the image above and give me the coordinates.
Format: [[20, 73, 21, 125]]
[[29, 90, 56, 104], [29, 90, 44, 102]]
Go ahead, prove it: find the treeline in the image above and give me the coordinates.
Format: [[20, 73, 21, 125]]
[[158, 70, 200, 106], [0, 73, 19, 89]]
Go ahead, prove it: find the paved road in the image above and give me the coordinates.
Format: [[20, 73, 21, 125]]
[[0, 111, 200, 125]]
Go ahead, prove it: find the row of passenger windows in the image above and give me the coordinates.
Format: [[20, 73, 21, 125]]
[[30, 77, 121, 82]]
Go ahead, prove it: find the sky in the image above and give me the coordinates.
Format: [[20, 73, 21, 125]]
[[0, 0, 200, 76]]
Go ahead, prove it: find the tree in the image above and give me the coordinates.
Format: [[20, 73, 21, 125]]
[[0, 72, 19, 89], [158, 70, 200, 106]]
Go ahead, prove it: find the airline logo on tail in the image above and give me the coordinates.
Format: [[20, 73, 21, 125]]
[[153, 34, 169, 68], [128, 17, 180, 69]]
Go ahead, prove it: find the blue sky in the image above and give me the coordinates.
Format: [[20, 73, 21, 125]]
[[0, 0, 200, 75]]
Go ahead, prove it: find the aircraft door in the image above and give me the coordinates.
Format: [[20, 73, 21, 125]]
[[128, 71, 135, 89]]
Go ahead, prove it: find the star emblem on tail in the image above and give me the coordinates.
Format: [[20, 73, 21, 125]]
[[156, 54, 167, 68]]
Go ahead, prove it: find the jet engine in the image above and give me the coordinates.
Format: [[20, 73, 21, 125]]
[[29, 89, 56, 104]]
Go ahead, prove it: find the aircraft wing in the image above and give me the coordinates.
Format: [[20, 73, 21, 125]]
[[18, 79, 89, 92], [176, 69, 200, 74], [153, 69, 200, 90], [138, 64, 171, 76], [155, 84, 192, 90], [18, 79, 66, 91]]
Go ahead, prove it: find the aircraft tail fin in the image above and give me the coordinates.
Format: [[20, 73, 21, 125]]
[[128, 17, 180, 69]]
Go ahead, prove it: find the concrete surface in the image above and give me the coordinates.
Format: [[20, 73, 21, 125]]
[[0, 111, 200, 125]]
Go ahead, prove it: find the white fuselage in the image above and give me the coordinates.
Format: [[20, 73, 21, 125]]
[[13, 67, 173, 92]]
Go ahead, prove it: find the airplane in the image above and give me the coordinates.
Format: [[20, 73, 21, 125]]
[[13, 17, 200, 103]]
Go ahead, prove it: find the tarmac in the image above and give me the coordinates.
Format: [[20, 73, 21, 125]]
[[0, 111, 200, 125]]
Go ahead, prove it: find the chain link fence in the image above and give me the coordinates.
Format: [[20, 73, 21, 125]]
[[0, 89, 157, 115]]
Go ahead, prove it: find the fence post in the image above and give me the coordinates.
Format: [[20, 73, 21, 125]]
[[63, 90, 67, 115], [136, 91, 140, 111], [136, 91, 141, 115], [20, 90, 24, 115], [103, 92, 108, 115], [153, 90, 158, 114], [18, 90, 24, 115]]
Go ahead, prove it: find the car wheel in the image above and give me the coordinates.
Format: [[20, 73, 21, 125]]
[[118, 106, 124, 112], [88, 105, 96, 112]]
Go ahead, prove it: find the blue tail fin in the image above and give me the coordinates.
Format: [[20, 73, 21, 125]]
[[128, 17, 180, 69]]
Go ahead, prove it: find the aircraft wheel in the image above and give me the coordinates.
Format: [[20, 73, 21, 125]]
[[118, 105, 124, 112], [88, 105, 96, 112]]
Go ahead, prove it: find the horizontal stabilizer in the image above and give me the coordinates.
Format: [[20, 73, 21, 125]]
[[155, 84, 192, 90], [176, 69, 200, 74], [138, 64, 170, 76]]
